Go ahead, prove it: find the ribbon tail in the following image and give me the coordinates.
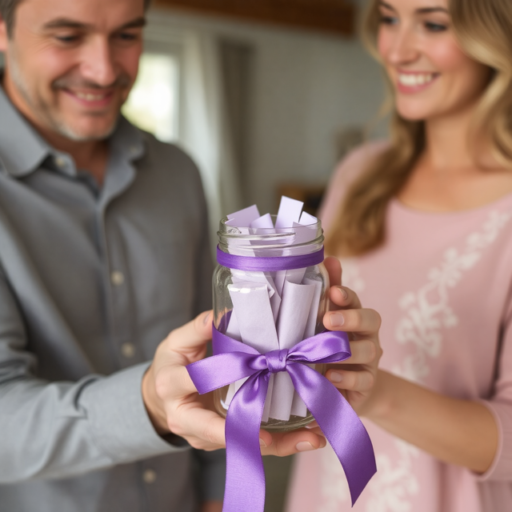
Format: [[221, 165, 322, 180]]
[[223, 372, 270, 512], [288, 364, 377, 506]]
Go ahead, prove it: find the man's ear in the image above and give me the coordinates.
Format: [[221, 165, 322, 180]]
[[0, 17, 7, 53]]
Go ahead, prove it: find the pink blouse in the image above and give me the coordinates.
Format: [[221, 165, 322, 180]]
[[286, 142, 512, 512]]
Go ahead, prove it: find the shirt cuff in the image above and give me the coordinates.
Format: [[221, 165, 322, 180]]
[[81, 363, 188, 465], [474, 399, 512, 482]]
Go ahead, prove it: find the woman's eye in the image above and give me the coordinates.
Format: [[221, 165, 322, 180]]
[[380, 15, 398, 26], [425, 21, 447, 32]]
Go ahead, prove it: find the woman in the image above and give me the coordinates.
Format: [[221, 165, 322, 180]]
[[286, 0, 512, 510]]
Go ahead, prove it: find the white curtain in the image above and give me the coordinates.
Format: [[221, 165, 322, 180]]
[[179, 31, 245, 239], [144, 12, 247, 245]]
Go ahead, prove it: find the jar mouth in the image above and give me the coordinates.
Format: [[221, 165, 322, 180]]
[[218, 215, 324, 254]]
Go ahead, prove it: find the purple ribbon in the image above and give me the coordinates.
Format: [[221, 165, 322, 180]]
[[187, 326, 376, 512], [217, 246, 324, 271]]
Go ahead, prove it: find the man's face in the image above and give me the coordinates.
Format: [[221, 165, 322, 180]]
[[0, 0, 145, 141]]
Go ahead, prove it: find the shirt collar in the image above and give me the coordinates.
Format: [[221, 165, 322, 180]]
[[109, 114, 145, 163], [0, 83, 145, 178], [0, 85, 51, 177]]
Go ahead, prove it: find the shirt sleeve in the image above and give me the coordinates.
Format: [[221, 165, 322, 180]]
[[0, 266, 186, 484], [477, 284, 512, 482]]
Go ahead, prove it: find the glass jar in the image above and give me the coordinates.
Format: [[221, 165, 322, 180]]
[[213, 216, 328, 431]]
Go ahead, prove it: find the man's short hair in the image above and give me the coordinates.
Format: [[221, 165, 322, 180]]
[[0, 0, 152, 37]]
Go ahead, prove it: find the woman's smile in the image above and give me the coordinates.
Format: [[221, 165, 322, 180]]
[[396, 70, 440, 93]]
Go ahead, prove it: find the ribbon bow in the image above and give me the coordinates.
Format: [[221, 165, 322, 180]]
[[187, 325, 376, 512]]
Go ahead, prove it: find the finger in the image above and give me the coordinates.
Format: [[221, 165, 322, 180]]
[[329, 285, 362, 309], [324, 307, 381, 335], [260, 429, 327, 456], [324, 257, 342, 288], [304, 426, 325, 437], [168, 406, 226, 448], [334, 340, 378, 365], [326, 369, 375, 392], [183, 435, 225, 452], [157, 365, 199, 399], [166, 311, 213, 352]]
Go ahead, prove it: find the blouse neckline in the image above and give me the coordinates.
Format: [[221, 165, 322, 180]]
[[390, 190, 512, 219]]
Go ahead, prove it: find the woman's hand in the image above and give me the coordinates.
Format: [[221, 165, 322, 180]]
[[142, 311, 327, 455], [322, 257, 383, 416]]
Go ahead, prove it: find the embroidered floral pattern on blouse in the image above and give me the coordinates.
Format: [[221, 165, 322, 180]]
[[320, 210, 512, 512], [367, 210, 512, 512], [394, 210, 512, 382]]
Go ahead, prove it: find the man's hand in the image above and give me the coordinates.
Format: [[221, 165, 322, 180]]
[[322, 257, 383, 416], [142, 311, 327, 455], [201, 501, 223, 512]]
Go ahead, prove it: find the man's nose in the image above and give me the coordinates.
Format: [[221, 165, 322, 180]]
[[386, 26, 420, 66], [80, 37, 117, 87]]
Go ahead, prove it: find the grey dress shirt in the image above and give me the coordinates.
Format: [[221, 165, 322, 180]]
[[0, 86, 225, 511]]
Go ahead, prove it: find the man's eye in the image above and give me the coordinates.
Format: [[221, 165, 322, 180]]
[[55, 35, 79, 43], [379, 15, 398, 26], [117, 32, 138, 41], [425, 21, 447, 32]]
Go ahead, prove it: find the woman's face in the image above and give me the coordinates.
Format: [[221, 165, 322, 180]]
[[377, 0, 491, 122]]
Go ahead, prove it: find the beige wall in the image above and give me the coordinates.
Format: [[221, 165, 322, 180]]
[[148, 6, 386, 214]]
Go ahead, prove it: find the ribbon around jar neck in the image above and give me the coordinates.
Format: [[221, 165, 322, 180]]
[[216, 245, 324, 271], [187, 326, 377, 512]]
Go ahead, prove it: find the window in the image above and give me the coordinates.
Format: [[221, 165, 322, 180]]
[[122, 53, 180, 142]]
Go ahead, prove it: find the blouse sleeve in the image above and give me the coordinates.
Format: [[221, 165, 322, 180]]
[[478, 284, 512, 481], [319, 140, 389, 235]]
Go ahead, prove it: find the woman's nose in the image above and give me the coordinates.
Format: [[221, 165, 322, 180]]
[[386, 27, 421, 66]]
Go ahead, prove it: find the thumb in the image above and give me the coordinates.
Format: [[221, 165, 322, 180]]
[[166, 311, 213, 353]]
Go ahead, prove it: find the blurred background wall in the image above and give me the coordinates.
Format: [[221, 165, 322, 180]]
[[121, 1, 387, 237]]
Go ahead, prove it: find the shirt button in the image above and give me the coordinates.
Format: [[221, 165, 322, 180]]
[[111, 271, 125, 286], [55, 156, 67, 168], [121, 343, 136, 358], [143, 469, 157, 484]]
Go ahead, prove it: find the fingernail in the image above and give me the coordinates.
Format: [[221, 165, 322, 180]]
[[296, 442, 316, 452], [203, 312, 212, 325], [328, 371, 343, 383], [338, 287, 348, 300], [259, 438, 267, 448], [330, 313, 345, 328], [305, 421, 319, 429]]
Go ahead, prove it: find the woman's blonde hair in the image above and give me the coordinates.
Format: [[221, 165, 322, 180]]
[[325, 0, 512, 257]]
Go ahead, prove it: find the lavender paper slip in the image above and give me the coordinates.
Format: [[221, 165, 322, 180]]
[[228, 282, 279, 422], [290, 276, 323, 417], [269, 280, 316, 421]]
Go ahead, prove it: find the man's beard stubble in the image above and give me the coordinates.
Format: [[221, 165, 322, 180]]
[[8, 47, 132, 142]]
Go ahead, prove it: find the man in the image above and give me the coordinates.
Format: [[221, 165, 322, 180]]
[[0, 0, 326, 511]]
